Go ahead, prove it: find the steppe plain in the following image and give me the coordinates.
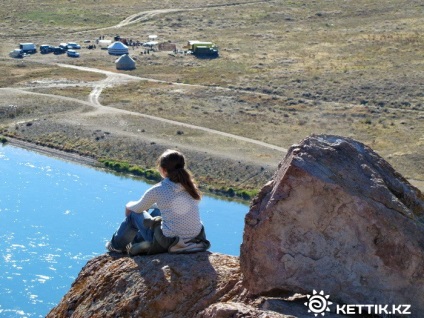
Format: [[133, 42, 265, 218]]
[[0, 0, 423, 198]]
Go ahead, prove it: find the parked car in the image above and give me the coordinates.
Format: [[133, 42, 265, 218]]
[[67, 49, 80, 57], [67, 42, 81, 49], [59, 43, 68, 51], [40, 44, 55, 54], [9, 49, 24, 58], [53, 47, 66, 55]]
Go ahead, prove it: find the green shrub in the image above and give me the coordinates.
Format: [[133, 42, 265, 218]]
[[128, 165, 144, 176], [207, 186, 258, 201], [145, 169, 161, 181], [99, 158, 258, 201], [99, 158, 161, 182], [236, 189, 258, 200]]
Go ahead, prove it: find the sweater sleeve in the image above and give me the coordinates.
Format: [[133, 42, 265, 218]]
[[126, 186, 158, 213]]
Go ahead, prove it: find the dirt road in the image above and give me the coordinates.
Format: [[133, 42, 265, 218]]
[[16, 62, 287, 152], [97, 1, 269, 30]]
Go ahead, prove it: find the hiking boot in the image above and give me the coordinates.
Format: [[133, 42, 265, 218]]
[[105, 241, 124, 253], [126, 241, 152, 256]]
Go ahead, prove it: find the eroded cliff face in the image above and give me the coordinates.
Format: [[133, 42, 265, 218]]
[[48, 134, 424, 318], [241, 134, 424, 316]]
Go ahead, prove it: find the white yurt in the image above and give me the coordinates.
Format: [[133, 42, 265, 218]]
[[107, 41, 128, 55], [115, 54, 136, 70]]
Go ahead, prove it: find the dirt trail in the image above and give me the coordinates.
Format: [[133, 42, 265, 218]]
[[97, 1, 268, 30], [56, 63, 287, 152], [2, 62, 286, 152], [115, 9, 190, 29], [0, 87, 94, 108]]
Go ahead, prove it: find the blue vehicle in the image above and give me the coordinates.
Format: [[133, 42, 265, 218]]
[[53, 47, 66, 55], [67, 42, 81, 49], [40, 45, 55, 54], [67, 49, 80, 57], [19, 43, 37, 54], [59, 43, 69, 51], [53, 46, 66, 55]]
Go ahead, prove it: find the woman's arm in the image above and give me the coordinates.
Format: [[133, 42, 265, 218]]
[[125, 186, 158, 214]]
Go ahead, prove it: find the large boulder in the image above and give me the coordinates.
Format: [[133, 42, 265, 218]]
[[47, 252, 299, 318], [241, 135, 424, 315], [47, 253, 241, 318]]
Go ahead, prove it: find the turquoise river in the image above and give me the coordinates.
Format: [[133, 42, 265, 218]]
[[0, 144, 248, 317]]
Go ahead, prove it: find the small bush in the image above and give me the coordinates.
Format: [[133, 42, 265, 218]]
[[208, 186, 258, 201], [99, 158, 161, 182]]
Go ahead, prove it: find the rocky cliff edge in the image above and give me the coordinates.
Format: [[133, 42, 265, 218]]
[[48, 135, 424, 318]]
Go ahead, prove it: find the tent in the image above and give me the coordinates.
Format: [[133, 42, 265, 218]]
[[143, 41, 158, 48], [115, 54, 136, 70], [107, 41, 128, 55], [98, 40, 112, 49]]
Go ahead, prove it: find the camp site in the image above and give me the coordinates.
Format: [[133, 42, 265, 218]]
[[9, 35, 219, 66]]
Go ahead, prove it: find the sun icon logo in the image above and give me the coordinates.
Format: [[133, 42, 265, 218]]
[[304, 290, 333, 316]]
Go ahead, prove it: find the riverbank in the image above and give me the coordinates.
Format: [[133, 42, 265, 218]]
[[2, 136, 263, 202], [5, 137, 99, 167]]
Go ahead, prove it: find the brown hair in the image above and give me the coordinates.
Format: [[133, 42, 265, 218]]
[[157, 149, 201, 200]]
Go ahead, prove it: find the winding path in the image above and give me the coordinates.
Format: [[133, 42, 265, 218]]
[[96, 1, 269, 30], [3, 62, 287, 152], [57, 64, 287, 152]]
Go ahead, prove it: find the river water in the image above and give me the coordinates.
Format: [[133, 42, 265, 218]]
[[0, 144, 248, 317]]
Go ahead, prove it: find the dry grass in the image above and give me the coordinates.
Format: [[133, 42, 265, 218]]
[[0, 59, 105, 87], [0, 0, 423, 193]]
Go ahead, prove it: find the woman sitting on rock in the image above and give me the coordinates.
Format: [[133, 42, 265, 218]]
[[106, 149, 210, 255]]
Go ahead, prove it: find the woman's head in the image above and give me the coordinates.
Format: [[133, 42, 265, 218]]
[[158, 149, 186, 174], [157, 149, 201, 200]]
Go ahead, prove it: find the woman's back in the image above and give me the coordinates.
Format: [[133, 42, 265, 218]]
[[151, 178, 202, 239]]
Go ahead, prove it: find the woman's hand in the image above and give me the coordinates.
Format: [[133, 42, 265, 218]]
[[125, 207, 132, 217]]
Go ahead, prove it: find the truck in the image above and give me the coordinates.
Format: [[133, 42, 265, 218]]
[[19, 43, 37, 54], [192, 45, 219, 57], [186, 41, 219, 58], [187, 41, 213, 50]]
